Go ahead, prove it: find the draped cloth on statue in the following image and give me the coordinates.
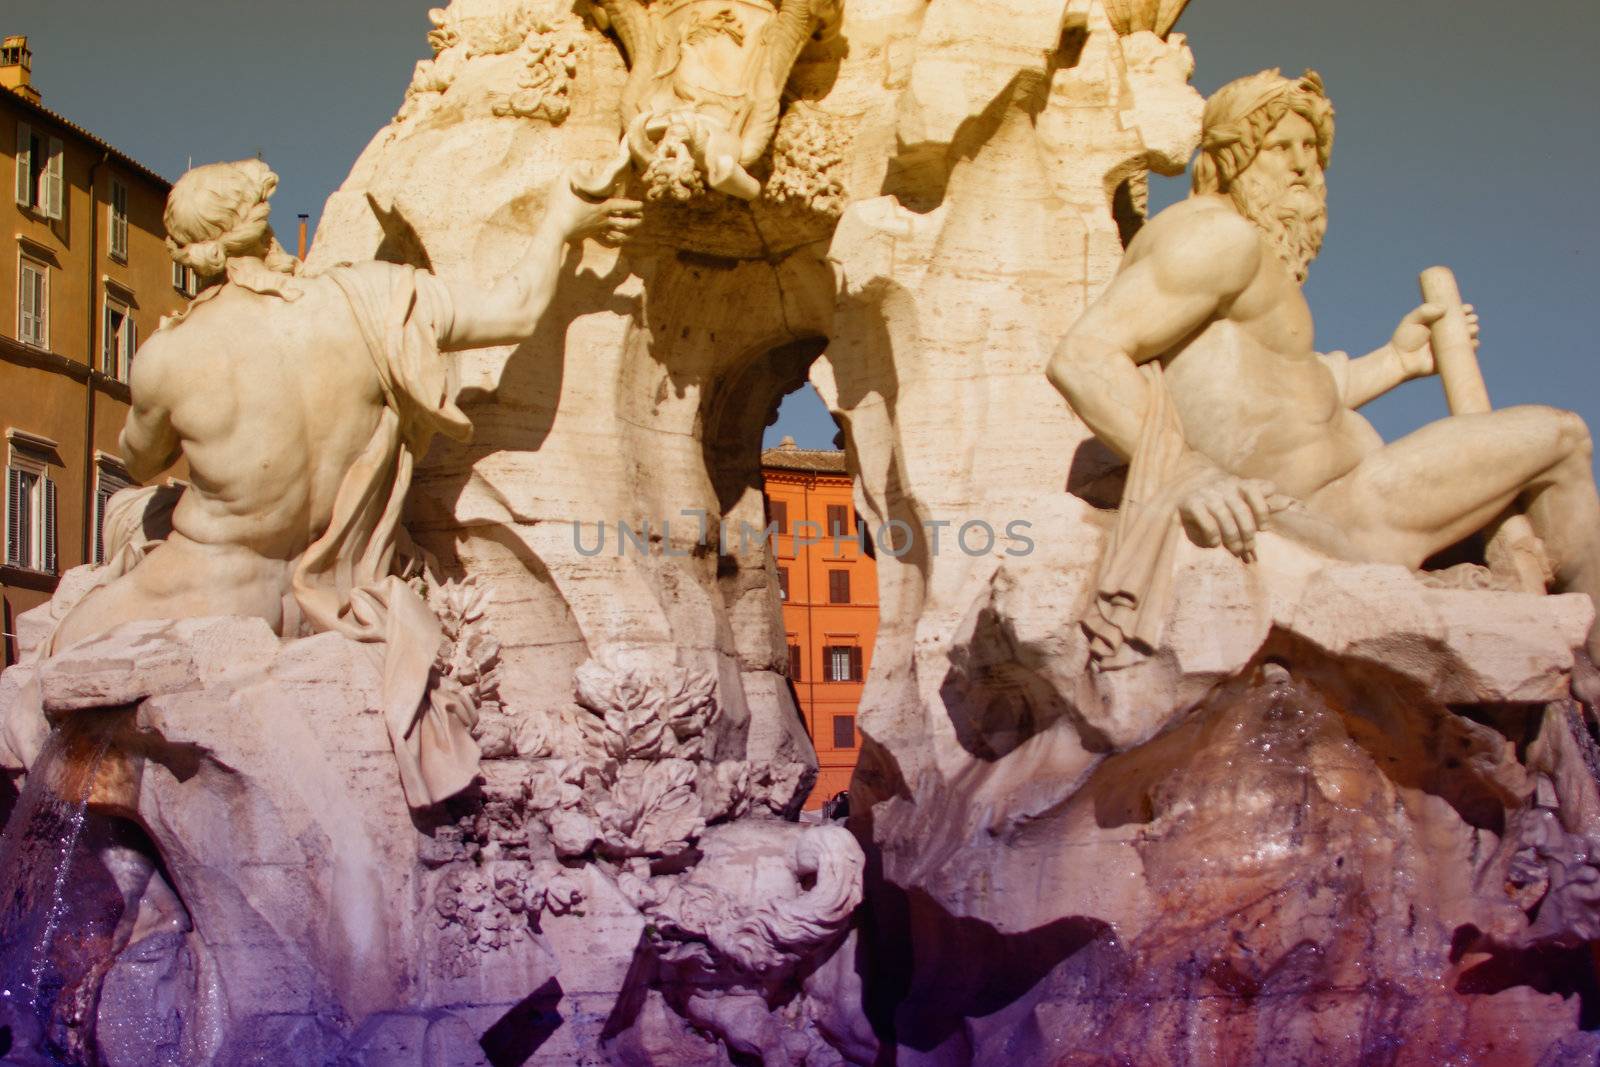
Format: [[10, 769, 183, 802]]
[[291, 263, 481, 809], [1083, 362, 1212, 671]]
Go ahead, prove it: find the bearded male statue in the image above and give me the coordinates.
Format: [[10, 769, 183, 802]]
[[36, 156, 641, 806], [1048, 69, 1600, 687]]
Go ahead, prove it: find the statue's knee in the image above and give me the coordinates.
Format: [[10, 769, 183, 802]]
[[1554, 409, 1593, 460], [1513, 405, 1593, 460]]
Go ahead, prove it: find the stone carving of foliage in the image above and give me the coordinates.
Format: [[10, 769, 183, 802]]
[[594, 759, 707, 859], [493, 25, 584, 125], [432, 858, 585, 976], [765, 104, 848, 218], [424, 575, 510, 756], [397, 3, 563, 125], [574, 661, 720, 761]]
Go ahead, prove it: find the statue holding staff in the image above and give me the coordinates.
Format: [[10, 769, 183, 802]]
[[1048, 69, 1600, 692]]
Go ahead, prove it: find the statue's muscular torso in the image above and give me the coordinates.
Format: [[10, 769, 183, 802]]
[[1121, 196, 1384, 500], [130, 271, 388, 559]]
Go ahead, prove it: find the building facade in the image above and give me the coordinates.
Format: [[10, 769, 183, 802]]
[[762, 440, 877, 807], [1, 36, 191, 663]]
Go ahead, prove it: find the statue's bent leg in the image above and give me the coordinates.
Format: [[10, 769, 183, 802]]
[[54, 539, 290, 652], [1306, 405, 1598, 571]]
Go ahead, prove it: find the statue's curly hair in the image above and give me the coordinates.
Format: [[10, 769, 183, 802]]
[[1192, 69, 1335, 196], [164, 159, 298, 279]]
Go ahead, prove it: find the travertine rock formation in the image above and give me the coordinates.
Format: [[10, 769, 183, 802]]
[[3, 0, 1599, 1064]]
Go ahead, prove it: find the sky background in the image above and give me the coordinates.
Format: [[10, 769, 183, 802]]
[[10, 1, 1597, 457]]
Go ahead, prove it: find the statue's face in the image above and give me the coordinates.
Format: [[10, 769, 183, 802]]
[[1247, 111, 1322, 194], [1229, 109, 1329, 282]]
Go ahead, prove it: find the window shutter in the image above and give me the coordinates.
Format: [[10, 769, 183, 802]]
[[769, 498, 787, 536], [20, 265, 37, 344], [94, 486, 107, 563], [42, 477, 57, 572], [110, 181, 129, 258], [14, 122, 31, 206], [832, 715, 856, 750], [788, 643, 802, 681], [102, 302, 114, 370], [6, 469, 22, 565], [849, 646, 863, 682], [828, 505, 848, 537], [27, 262, 45, 347], [126, 317, 138, 378], [829, 569, 850, 604], [45, 138, 65, 220]]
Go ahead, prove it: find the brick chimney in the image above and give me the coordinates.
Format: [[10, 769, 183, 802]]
[[1, 35, 40, 104]]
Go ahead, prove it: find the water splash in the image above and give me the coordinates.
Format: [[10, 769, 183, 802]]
[[0, 714, 121, 1059]]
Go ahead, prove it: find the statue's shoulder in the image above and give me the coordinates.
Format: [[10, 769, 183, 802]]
[[1133, 195, 1263, 293], [316, 258, 429, 300]]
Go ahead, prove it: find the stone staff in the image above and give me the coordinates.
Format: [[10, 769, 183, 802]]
[[1419, 266, 1551, 590]]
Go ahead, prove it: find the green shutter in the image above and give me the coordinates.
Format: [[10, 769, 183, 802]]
[[13, 122, 31, 206]]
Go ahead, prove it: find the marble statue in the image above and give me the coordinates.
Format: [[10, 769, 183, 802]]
[[50, 155, 643, 807], [593, 0, 843, 200], [2, 3, 1599, 1065], [1049, 69, 1600, 679]]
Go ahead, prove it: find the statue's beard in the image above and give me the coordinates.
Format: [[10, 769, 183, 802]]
[[1230, 170, 1328, 283]]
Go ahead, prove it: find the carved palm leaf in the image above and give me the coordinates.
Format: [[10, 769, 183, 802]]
[[1101, 0, 1190, 38]]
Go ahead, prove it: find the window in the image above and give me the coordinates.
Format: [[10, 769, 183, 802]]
[[787, 643, 802, 681], [109, 178, 129, 260], [17, 255, 47, 349], [777, 565, 789, 601], [824, 645, 862, 683], [6, 436, 58, 573], [93, 459, 135, 563], [832, 715, 856, 750], [767, 497, 787, 536], [102, 294, 136, 380], [172, 260, 197, 296], [14, 123, 63, 219], [828, 568, 850, 604], [827, 504, 849, 538]]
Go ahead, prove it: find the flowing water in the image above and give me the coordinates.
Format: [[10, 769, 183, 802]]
[[0, 715, 124, 1064]]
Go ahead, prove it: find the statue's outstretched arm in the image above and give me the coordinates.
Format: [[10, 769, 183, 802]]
[[440, 159, 641, 351]]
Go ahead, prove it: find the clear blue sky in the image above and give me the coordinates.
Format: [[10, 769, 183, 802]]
[[12, 2, 1596, 458]]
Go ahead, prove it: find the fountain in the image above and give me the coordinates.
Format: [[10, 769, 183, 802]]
[[1, 1, 1598, 1064]]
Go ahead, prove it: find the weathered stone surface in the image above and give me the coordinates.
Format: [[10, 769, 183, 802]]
[[36, 616, 278, 714], [5, 1, 1599, 1064]]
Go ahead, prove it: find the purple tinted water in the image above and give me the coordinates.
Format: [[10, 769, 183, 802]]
[[0, 715, 121, 1063]]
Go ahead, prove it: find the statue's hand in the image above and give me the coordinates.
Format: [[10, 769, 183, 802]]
[[547, 163, 644, 246], [1392, 301, 1479, 378], [1177, 466, 1278, 561]]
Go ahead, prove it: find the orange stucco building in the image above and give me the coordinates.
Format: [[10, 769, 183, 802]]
[[2, 36, 190, 663], [762, 440, 877, 807]]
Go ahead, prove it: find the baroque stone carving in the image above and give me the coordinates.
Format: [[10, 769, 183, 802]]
[[1049, 68, 1600, 679], [491, 21, 586, 124], [6, 2, 1600, 1065], [592, 0, 844, 201]]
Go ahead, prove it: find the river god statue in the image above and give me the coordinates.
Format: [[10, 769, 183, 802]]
[[43, 156, 641, 807], [1049, 68, 1600, 684]]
